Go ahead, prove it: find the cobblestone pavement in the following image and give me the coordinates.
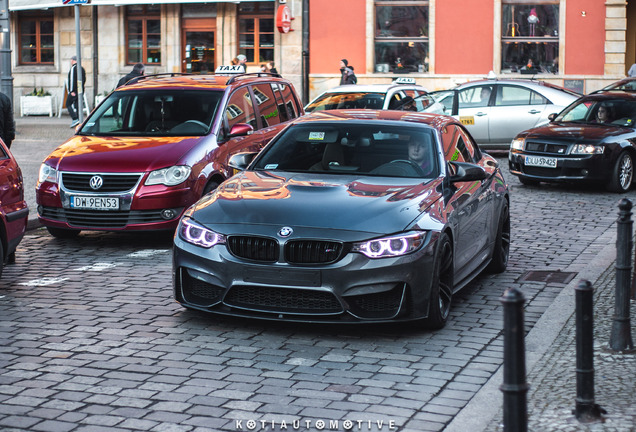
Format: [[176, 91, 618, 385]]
[[1, 126, 635, 432]]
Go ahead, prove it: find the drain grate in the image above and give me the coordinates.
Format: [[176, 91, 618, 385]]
[[520, 270, 578, 284]]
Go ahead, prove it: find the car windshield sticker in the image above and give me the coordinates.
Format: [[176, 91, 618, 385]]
[[451, 149, 460, 161], [264, 164, 278, 170], [309, 132, 325, 140]]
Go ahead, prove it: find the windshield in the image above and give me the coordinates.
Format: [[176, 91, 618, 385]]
[[80, 89, 223, 136], [252, 123, 439, 179], [555, 98, 636, 127], [305, 92, 386, 111]]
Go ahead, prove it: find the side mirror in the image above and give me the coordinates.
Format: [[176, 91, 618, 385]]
[[548, 113, 558, 122], [228, 152, 258, 171], [229, 123, 254, 138], [448, 161, 488, 183]]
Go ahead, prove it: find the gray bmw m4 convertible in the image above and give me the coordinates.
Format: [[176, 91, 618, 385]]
[[173, 110, 510, 329]]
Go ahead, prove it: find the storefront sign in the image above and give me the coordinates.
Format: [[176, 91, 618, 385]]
[[276, 4, 293, 34]]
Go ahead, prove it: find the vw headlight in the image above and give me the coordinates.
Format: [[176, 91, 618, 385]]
[[38, 163, 58, 184], [571, 144, 604, 155], [145, 165, 191, 186], [178, 217, 225, 248], [510, 138, 525, 151], [352, 231, 426, 259]]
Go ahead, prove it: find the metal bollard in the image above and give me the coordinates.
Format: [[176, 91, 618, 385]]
[[574, 280, 605, 422], [610, 198, 634, 351], [500, 287, 528, 432]]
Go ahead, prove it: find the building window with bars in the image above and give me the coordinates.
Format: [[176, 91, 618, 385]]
[[374, 0, 429, 74], [238, 2, 275, 64], [501, 0, 559, 74], [126, 5, 161, 65], [18, 11, 54, 65]]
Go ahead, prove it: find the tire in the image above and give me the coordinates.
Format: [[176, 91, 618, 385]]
[[486, 203, 510, 274], [0, 240, 4, 279], [425, 233, 453, 329], [607, 151, 634, 193], [203, 181, 220, 196], [519, 177, 540, 186], [46, 227, 81, 239]]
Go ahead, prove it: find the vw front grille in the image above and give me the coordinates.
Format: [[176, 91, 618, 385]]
[[62, 173, 142, 193]]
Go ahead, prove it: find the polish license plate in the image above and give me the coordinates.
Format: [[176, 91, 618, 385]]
[[70, 196, 119, 210], [524, 155, 557, 168]]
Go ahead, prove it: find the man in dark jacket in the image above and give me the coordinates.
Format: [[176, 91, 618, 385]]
[[0, 92, 16, 149], [339, 59, 357, 85], [117, 63, 145, 88], [67, 56, 86, 128]]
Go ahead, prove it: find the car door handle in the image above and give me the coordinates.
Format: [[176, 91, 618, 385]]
[[475, 112, 487, 117], [528, 109, 542, 114]]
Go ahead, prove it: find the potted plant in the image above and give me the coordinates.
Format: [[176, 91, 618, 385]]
[[20, 87, 55, 117]]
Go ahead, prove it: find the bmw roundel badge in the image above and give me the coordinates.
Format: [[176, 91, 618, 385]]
[[278, 227, 293, 237]]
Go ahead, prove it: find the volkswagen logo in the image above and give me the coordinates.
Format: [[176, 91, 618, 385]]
[[89, 175, 104, 190], [278, 227, 293, 238]]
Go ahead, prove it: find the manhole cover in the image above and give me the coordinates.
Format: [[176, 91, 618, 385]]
[[520, 270, 578, 284]]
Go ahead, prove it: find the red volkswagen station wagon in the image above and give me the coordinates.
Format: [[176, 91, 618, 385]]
[[36, 69, 303, 237]]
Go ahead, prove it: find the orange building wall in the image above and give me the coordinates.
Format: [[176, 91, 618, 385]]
[[564, 0, 605, 74], [435, 0, 494, 74], [309, 0, 367, 74]]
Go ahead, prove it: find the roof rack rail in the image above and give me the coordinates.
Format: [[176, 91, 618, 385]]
[[123, 72, 193, 87], [225, 72, 282, 85]]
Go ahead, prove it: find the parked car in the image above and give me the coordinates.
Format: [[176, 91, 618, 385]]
[[509, 90, 636, 192], [36, 69, 304, 237], [173, 110, 510, 329], [599, 77, 636, 92], [305, 79, 429, 112], [421, 78, 580, 150], [0, 139, 28, 277]]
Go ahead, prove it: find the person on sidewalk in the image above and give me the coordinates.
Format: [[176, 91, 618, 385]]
[[66, 56, 86, 128], [339, 59, 357, 85], [0, 91, 16, 149], [266, 61, 278, 75], [117, 63, 145, 88]]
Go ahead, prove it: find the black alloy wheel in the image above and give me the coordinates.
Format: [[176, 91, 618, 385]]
[[486, 203, 510, 274], [425, 233, 453, 329], [607, 151, 634, 193]]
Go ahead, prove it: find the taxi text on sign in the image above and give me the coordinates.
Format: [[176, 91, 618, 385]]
[[63, 0, 90, 4]]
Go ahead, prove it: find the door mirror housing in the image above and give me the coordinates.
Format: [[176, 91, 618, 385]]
[[448, 161, 488, 183], [228, 152, 258, 171], [548, 113, 558, 122], [229, 123, 254, 138]]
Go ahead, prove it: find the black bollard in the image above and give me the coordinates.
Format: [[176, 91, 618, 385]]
[[500, 287, 528, 432], [574, 280, 605, 422], [610, 198, 634, 351]]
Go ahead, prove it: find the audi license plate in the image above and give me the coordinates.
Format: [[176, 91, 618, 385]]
[[70, 196, 119, 210], [524, 155, 557, 169]]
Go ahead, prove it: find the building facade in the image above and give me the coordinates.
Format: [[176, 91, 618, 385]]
[[4, 0, 632, 115]]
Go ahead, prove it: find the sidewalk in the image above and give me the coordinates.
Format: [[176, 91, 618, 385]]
[[447, 233, 636, 431]]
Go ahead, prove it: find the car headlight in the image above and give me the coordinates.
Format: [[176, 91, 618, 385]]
[[510, 138, 525, 151], [38, 163, 57, 183], [178, 217, 225, 248], [571, 144, 604, 155], [145, 165, 191, 186], [352, 231, 426, 259]]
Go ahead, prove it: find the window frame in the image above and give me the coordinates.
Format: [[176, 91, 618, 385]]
[[125, 5, 162, 66], [17, 11, 54, 65], [237, 5, 275, 65]]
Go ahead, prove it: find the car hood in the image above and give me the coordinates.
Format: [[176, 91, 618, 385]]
[[190, 171, 442, 235], [520, 123, 632, 143], [45, 135, 206, 172]]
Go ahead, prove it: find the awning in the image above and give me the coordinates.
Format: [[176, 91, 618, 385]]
[[9, 0, 273, 11]]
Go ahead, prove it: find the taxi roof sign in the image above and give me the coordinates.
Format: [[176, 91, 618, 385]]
[[215, 65, 245, 74], [393, 77, 416, 85], [63, 0, 90, 4]]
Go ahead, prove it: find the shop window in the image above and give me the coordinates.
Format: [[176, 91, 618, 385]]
[[238, 3, 275, 64], [501, 1, 559, 74], [18, 11, 54, 64], [374, 1, 429, 74], [126, 5, 161, 65]]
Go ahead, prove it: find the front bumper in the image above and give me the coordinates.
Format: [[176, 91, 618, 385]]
[[173, 232, 439, 324], [508, 151, 611, 182]]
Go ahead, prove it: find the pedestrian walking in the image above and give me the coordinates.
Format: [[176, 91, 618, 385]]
[[628, 63, 636, 78], [117, 63, 145, 88], [66, 56, 86, 128], [339, 59, 357, 85], [0, 92, 16, 149], [266, 61, 278, 74]]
